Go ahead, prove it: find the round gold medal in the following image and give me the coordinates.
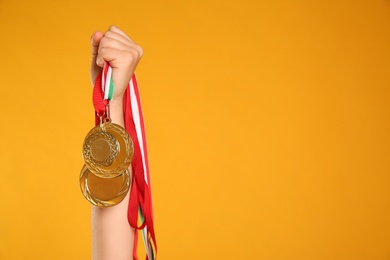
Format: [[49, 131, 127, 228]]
[[79, 165, 131, 207], [82, 121, 133, 178]]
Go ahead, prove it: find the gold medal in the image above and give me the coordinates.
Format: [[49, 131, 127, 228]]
[[79, 165, 131, 207], [82, 119, 133, 178], [84, 130, 119, 167]]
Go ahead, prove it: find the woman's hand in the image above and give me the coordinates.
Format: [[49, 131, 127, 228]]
[[90, 25, 143, 103]]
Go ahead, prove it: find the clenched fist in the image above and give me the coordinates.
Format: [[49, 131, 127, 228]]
[[90, 25, 143, 102]]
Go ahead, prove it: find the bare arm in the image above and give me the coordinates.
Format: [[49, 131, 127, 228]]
[[89, 25, 143, 260]]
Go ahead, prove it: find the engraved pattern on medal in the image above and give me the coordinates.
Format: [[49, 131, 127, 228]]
[[82, 122, 133, 178], [83, 131, 119, 167]]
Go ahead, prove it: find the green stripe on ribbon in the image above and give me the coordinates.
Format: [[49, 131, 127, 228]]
[[108, 76, 114, 101]]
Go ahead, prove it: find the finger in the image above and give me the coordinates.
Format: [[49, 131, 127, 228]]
[[98, 35, 143, 59], [108, 25, 132, 41], [96, 47, 141, 68], [104, 30, 134, 46], [98, 36, 131, 52], [99, 36, 143, 57], [91, 31, 104, 56], [90, 31, 104, 83], [105, 26, 143, 55]]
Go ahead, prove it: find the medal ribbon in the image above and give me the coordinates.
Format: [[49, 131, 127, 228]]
[[93, 63, 157, 260]]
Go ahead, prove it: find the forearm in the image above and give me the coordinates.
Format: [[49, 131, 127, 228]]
[[91, 95, 135, 260], [89, 25, 142, 260], [109, 97, 124, 127]]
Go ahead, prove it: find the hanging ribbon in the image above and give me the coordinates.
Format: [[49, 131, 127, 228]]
[[93, 63, 157, 260]]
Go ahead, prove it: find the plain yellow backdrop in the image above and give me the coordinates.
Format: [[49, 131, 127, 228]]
[[0, 0, 389, 259]]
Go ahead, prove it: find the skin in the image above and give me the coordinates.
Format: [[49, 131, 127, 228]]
[[90, 25, 143, 260]]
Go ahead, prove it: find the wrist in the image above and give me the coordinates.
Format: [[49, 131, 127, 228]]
[[109, 95, 124, 110], [108, 96, 124, 127]]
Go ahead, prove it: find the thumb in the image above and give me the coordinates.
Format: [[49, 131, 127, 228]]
[[90, 31, 103, 84], [91, 31, 103, 63]]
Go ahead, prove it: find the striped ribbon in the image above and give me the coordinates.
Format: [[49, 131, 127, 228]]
[[101, 63, 114, 101], [93, 63, 157, 259]]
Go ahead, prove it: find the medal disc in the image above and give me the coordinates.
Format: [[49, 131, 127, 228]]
[[79, 165, 131, 207], [85, 130, 119, 167], [83, 121, 133, 178]]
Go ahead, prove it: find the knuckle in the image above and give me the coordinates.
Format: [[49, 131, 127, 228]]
[[109, 25, 117, 31], [132, 49, 141, 60], [123, 51, 135, 62], [104, 31, 113, 37], [99, 46, 107, 54], [137, 46, 144, 57], [96, 56, 103, 66], [124, 48, 140, 62], [99, 37, 107, 48]]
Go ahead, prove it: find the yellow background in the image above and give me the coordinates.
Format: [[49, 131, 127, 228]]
[[1, 0, 389, 259]]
